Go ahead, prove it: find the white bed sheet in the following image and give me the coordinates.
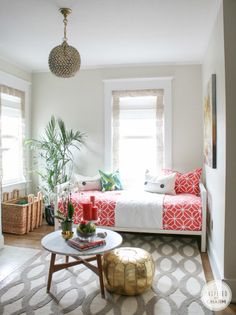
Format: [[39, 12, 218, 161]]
[[115, 190, 164, 229]]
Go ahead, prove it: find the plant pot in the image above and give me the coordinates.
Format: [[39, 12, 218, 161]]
[[76, 230, 96, 242], [61, 220, 74, 240], [45, 205, 55, 226], [76, 223, 96, 241], [61, 220, 73, 232]]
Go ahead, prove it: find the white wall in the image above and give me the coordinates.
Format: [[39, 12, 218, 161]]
[[0, 58, 31, 82], [223, 0, 236, 301], [202, 0, 236, 301], [202, 2, 226, 279], [32, 64, 203, 182]]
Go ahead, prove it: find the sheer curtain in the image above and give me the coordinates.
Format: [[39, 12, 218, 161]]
[[112, 89, 164, 187], [0, 85, 26, 185]]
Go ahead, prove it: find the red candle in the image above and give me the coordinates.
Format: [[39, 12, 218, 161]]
[[90, 195, 95, 206], [82, 202, 92, 220], [91, 206, 98, 221]]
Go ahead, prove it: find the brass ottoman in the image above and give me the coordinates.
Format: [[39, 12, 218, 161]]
[[102, 247, 155, 295]]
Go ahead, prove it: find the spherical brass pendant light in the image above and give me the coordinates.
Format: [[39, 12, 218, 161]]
[[48, 8, 81, 78]]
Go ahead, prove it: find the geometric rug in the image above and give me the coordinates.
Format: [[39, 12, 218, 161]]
[[0, 233, 213, 315], [0, 246, 39, 283]]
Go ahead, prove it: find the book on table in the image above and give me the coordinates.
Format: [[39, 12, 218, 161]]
[[68, 237, 106, 251]]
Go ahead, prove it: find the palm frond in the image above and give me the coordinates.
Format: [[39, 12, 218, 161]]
[[25, 115, 86, 204]]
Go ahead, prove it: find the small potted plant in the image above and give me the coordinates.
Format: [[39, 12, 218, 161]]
[[76, 220, 96, 240], [54, 193, 75, 240]]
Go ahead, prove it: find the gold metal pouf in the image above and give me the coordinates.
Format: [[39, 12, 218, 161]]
[[102, 247, 155, 295]]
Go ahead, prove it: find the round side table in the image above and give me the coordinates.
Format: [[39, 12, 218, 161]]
[[41, 227, 122, 298]]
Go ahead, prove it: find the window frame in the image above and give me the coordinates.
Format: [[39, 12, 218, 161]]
[[103, 77, 173, 171], [1, 99, 25, 185], [0, 71, 31, 190]]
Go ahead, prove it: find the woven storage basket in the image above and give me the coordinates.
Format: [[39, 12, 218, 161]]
[[28, 192, 43, 230], [2, 190, 43, 235]]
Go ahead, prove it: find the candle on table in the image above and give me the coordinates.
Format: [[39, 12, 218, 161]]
[[91, 206, 98, 221], [90, 195, 95, 206], [82, 202, 92, 220]]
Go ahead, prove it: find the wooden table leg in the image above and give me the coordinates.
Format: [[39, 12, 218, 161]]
[[46, 253, 105, 298], [96, 254, 105, 298], [47, 253, 56, 293]]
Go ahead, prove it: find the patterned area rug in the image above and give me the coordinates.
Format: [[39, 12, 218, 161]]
[[0, 234, 212, 315]]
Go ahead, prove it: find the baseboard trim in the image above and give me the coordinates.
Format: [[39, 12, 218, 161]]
[[224, 278, 236, 303], [0, 233, 4, 249], [207, 237, 236, 303], [207, 236, 223, 280]]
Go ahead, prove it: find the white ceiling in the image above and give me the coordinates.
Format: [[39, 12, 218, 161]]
[[0, 0, 220, 72]]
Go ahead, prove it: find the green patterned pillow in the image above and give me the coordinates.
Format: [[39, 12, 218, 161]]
[[99, 170, 123, 192]]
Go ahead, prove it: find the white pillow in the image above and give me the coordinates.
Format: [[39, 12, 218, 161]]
[[144, 170, 176, 195], [73, 173, 102, 191]]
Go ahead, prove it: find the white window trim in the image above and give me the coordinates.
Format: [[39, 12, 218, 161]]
[[103, 77, 173, 171], [2, 180, 31, 190], [0, 71, 31, 190]]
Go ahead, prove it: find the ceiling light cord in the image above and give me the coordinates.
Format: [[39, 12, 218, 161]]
[[60, 8, 71, 42], [63, 17, 68, 42]]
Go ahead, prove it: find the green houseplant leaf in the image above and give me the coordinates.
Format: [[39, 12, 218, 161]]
[[26, 115, 85, 206], [67, 201, 74, 221]]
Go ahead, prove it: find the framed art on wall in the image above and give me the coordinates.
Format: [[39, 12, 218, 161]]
[[204, 74, 217, 168]]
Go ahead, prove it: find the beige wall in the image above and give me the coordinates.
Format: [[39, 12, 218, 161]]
[[202, 0, 236, 301], [32, 64, 203, 181], [223, 0, 236, 300], [202, 1, 226, 278], [0, 58, 31, 82]]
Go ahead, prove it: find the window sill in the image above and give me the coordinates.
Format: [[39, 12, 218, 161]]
[[2, 180, 31, 189]]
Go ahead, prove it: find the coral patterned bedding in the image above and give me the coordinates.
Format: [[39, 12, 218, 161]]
[[59, 190, 202, 231]]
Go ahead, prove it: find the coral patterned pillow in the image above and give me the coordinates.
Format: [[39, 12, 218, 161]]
[[162, 168, 202, 196]]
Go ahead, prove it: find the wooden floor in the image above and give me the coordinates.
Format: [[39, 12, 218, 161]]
[[3, 221, 236, 314], [3, 219, 54, 250]]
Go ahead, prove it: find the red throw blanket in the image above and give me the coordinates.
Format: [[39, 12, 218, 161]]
[[58, 190, 202, 231]]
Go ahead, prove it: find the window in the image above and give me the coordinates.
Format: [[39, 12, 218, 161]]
[[112, 90, 164, 187], [0, 87, 25, 185], [104, 77, 172, 188]]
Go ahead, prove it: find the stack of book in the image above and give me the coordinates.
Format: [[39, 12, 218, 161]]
[[68, 237, 106, 251]]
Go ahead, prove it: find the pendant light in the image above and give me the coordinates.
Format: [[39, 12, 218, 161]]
[[48, 8, 81, 78]]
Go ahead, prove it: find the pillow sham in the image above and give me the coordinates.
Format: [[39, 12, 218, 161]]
[[144, 170, 176, 195], [73, 173, 102, 191], [162, 168, 202, 196], [99, 170, 123, 192]]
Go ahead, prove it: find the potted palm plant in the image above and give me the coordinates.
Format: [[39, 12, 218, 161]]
[[26, 116, 85, 225]]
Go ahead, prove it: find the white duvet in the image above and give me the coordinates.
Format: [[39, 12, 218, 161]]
[[115, 190, 164, 229]]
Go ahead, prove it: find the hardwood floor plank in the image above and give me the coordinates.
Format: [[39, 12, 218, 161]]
[[3, 219, 54, 250]]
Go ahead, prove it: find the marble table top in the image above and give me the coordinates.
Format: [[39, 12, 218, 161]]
[[41, 227, 123, 256]]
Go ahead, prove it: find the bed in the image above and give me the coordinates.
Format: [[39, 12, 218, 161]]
[[55, 183, 207, 252]]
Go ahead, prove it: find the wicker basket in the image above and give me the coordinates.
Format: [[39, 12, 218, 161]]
[[2, 190, 43, 235], [28, 192, 43, 230]]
